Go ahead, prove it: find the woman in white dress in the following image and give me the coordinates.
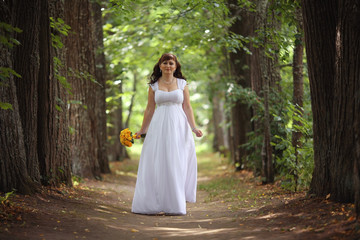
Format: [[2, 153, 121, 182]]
[[131, 53, 203, 215]]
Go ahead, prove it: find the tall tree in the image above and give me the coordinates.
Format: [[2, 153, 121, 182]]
[[65, 0, 102, 178], [302, 0, 360, 213], [302, 0, 336, 198], [92, 1, 110, 173], [0, 0, 35, 194], [37, 0, 72, 185], [248, 0, 276, 183], [12, 0, 41, 183], [65, 0, 95, 178], [249, 0, 268, 175], [261, 0, 283, 183], [227, 0, 252, 171], [291, 3, 304, 190], [212, 93, 228, 155]]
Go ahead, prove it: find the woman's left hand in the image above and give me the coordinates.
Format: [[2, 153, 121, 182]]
[[193, 129, 203, 138]]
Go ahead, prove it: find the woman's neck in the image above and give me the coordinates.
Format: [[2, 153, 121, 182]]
[[160, 73, 174, 82]]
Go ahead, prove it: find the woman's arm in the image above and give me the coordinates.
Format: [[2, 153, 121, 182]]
[[135, 87, 156, 138], [182, 85, 203, 137]]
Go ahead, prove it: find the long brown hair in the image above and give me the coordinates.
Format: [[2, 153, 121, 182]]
[[149, 53, 186, 84]]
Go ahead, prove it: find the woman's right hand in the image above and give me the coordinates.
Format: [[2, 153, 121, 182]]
[[134, 131, 144, 139], [193, 128, 203, 138]]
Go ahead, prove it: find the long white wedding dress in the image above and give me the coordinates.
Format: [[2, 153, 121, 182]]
[[131, 78, 197, 215]]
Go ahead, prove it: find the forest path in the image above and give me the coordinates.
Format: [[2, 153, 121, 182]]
[[1, 152, 358, 240]]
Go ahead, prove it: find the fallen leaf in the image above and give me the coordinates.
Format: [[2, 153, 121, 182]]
[[131, 229, 139, 233]]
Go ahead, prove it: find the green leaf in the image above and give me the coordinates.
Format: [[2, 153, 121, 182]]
[[69, 126, 75, 135], [0, 102, 13, 110], [55, 104, 63, 112]]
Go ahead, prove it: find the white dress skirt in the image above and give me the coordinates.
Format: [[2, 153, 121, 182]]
[[131, 78, 197, 215]]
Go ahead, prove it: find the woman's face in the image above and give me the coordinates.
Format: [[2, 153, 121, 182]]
[[159, 59, 176, 75]]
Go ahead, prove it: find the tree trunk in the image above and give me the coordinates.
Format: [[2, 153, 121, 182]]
[[92, 1, 110, 174], [228, 0, 252, 171], [291, 5, 304, 191], [262, 74, 273, 183], [107, 72, 130, 162], [65, 0, 101, 179], [330, 1, 360, 203], [303, 0, 360, 206], [249, 0, 276, 183], [0, 1, 34, 194], [249, 0, 268, 175], [302, 0, 337, 197], [212, 94, 228, 155], [125, 71, 138, 128], [37, 0, 72, 186], [12, 0, 41, 183]]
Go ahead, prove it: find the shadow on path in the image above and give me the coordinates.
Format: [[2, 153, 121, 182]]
[[0, 153, 359, 239]]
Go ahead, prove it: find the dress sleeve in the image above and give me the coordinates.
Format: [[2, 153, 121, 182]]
[[179, 79, 187, 90], [149, 82, 158, 91]]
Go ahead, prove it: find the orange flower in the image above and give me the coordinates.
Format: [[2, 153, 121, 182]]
[[119, 128, 136, 147]]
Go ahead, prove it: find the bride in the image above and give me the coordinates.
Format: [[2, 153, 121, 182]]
[[131, 53, 203, 215]]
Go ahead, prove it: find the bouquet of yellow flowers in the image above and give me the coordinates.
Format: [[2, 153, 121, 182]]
[[119, 128, 136, 147]]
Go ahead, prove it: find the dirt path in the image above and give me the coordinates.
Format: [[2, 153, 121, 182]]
[[0, 153, 359, 240]]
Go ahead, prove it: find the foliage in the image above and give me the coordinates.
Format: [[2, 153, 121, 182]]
[[0, 22, 22, 110], [50, 17, 98, 114], [49, 17, 73, 97], [223, 0, 313, 190], [72, 175, 83, 187], [0, 22, 22, 48], [0, 191, 14, 205], [103, 0, 230, 141], [49, 17, 71, 49], [102, 0, 314, 193], [272, 102, 314, 191]]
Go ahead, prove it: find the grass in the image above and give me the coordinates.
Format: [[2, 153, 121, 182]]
[[125, 146, 277, 210], [195, 152, 284, 210], [198, 173, 278, 210]]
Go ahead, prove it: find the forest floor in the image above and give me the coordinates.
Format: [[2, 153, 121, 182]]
[[0, 152, 359, 240]]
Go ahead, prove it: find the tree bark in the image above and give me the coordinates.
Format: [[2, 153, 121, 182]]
[[92, 1, 110, 174], [331, 0, 360, 203], [262, 75, 273, 183], [65, 0, 101, 178], [212, 94, 228, 155], [303, 0, 360, 207], [302, 0, 337, 197], [249, 0, 276, 183], [125, 71, 138, 128], [291, 4, 304, 191], [37, 0, 72, 186], [107, 76, 129, 162], [249, 0, 268, 175], [228, 0, 252, 171], [12, 0, 41, 183], [0, 0, 34, 194]]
